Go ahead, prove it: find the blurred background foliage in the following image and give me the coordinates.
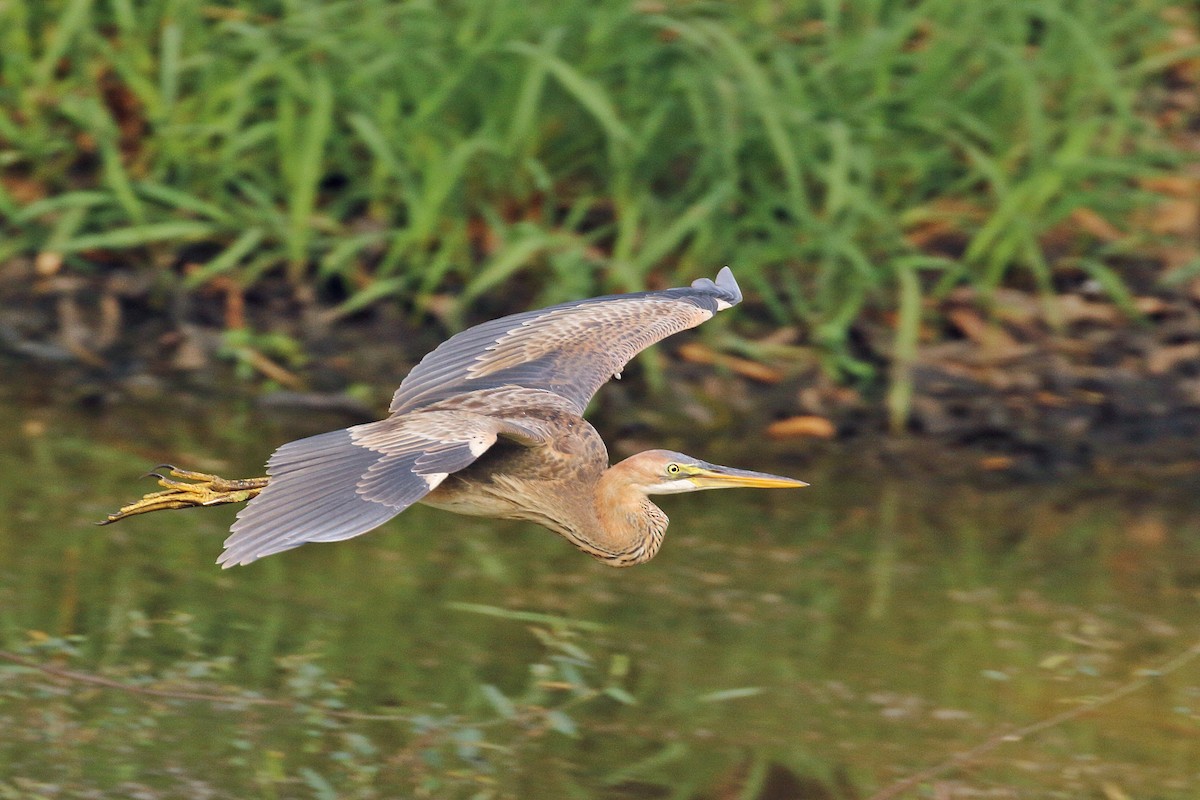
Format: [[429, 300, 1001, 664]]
[[2, 0, 1196, 385]]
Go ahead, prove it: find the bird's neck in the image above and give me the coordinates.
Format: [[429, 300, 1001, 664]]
[[565, 467, 667, 567]]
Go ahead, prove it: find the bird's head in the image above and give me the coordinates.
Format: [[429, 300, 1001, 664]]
[[617, 450, 808, 495]]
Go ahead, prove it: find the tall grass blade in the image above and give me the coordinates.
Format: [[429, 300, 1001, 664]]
[[505, 29, 565, 154], [633, 182, 732, 271], [60, 221, 218, 252], [506, 42, 632, 155], [445, 602, 605, 632], [33, 0, 92, 88], [184, 228, 266, 288], [460, 231, 560, 305], [284, 75, 334, 281]]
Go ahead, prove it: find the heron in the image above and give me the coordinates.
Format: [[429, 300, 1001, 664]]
[[102, 268, 807, 567]]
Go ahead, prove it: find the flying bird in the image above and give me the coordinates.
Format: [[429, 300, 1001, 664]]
[[103, 268, 806, 566]]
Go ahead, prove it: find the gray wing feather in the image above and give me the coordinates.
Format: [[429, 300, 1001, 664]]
[[218, 429, 395, 567], [218, 412, 546, 567], [389, 268, 742, 415]]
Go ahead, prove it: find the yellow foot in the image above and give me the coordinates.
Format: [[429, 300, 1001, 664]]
[[98, 465, 270, 525]]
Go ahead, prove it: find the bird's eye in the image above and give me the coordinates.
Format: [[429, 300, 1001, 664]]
[[666, 463, 681, 475]]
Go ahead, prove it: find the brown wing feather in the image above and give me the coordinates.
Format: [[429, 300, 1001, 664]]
[[218, 410, 547, 567], [389, 268, 742, 415]]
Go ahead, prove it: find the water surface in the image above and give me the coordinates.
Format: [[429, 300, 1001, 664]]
[[1, 389, 1198, 798]]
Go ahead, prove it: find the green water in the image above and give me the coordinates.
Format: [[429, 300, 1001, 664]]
[[1, 391, 1198, 798]]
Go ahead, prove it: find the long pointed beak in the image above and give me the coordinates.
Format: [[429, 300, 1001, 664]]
[[689, 463, 808, 490]]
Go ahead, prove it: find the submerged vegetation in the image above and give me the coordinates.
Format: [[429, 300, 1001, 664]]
[[1, 616, 639, 799], [7, 612, 1196, 799], [2, 0, 1197, 391]]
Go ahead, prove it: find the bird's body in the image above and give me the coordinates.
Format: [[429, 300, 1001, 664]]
[[417, 400, 689, 566], [420, 401, 610, 537], [104, 268, 806, 566]]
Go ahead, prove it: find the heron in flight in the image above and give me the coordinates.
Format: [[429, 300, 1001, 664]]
[[103, 268, 806, 567]]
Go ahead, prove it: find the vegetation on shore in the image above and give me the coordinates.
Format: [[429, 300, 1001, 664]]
[[3, 1, 1197, 407]]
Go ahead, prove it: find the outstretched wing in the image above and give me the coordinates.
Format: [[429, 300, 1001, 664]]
[[389, 268, 742, 415], [218, 410, 545, 567]]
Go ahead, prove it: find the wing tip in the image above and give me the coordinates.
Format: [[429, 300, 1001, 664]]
[[692, 267, 742, 309], [218, 536, 301, 567], [215, 542, 258, 568]]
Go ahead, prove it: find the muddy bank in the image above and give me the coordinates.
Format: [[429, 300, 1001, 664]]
[[3, 258, 1199, 478]]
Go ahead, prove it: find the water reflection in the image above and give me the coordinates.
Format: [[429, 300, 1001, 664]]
[[1, 391, 1198, 798]]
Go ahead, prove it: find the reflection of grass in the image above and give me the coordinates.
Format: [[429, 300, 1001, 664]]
[[3, 399, 1200, 796], [446, 601, 606, 632], [0, 619, 639, 799], [3, 2, 1192, 383], [4, 568, 1199, 798]]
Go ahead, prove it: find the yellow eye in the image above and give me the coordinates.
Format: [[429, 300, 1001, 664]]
[[666, 463, 681, 475]]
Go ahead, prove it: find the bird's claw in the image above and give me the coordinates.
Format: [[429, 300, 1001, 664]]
[[140, 463, 177, 480], [98, 466, 270, 525]]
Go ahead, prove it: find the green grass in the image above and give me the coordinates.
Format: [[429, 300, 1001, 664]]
[[1, 0, 1194, 382]]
